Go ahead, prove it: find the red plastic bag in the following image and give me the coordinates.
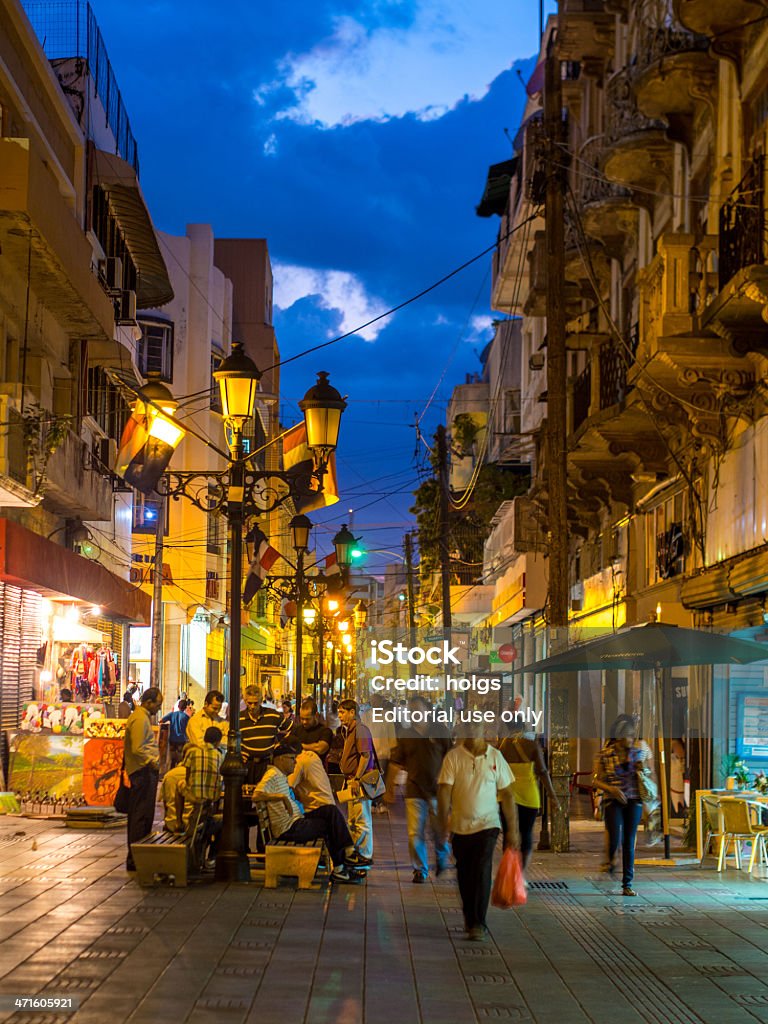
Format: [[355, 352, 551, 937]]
[[491, 848, 527, 909]]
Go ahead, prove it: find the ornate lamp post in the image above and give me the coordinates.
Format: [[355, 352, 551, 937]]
[[122, 350, 346, 883], [289, 520, 356, 708]]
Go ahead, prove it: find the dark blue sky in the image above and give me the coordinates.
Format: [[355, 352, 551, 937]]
[[90, 0, 548, 566]]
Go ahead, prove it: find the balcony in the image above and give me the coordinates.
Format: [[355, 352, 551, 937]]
[[0, 139, 114, 341], [702, 158, 768, 354], [673, 0, 767, 69], [601, 69, 673, 193], [576, 139, 638, 256], [0, 393, 38, 508], [636, 232, 753, 435], [558, 0, 616, 62], [633, 20, 716, 146], [43, 428, 114, 521], [483, 496, 544, 583]]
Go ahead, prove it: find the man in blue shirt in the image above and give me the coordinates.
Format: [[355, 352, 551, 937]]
[[161, 699, 190, 767]]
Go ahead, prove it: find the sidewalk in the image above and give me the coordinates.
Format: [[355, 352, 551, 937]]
[[2, 808, 768, 1024]]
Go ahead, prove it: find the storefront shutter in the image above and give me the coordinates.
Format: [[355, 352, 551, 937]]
[[0, 584, 41, 781]]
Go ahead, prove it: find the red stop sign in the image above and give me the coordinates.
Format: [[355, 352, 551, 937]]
[[498, 643, 517, 663]]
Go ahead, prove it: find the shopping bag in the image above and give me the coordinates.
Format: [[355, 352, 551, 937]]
[[491, 848, 527, 909]]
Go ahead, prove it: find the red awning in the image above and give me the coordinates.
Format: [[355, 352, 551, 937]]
[[0, 519, 151, 623]]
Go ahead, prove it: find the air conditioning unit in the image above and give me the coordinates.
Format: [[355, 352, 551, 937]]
[[116, 289, 137, 324], [529, 353, 545, 371], [99, 257, 123, 294]]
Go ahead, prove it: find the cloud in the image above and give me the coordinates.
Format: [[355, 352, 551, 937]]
[[469, 314, 493, 339], [262, 133, 278, 156], [273, 263, 390, 341], [255, 0, 532, 127]]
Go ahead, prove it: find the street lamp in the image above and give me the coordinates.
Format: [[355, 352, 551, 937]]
[[332, 524, 358, 569], [211, 342, 260, 884], [290, 514, 312, 554], [213, 341, 261, 426], [299, 371, 346, 453], [120, 342, 346, 884]]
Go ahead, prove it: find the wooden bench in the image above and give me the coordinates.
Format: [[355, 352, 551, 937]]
[[264, 837, 328, 889], [131, 801, 210, 887]]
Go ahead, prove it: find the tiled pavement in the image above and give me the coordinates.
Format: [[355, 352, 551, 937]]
[[2, 811, 768, 1024]]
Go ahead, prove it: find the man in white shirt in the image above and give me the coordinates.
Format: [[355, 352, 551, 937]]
[[251, 744, 364, 881], [438, 735, 519, 941]]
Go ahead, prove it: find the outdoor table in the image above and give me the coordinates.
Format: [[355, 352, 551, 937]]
[[695, 789, 768, 861]]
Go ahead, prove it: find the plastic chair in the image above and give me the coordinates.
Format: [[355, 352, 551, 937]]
[[718, 798, 768, 873], [700, 796, 725, 869]]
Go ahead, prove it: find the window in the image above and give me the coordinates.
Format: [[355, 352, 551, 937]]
[[132, 492, 168, 534], [207, 496, 224, 554], [210, 352, 223, 412], [86, 367, 131, 441], [137, 320, 173, 382], [645, 491, 687, 585]]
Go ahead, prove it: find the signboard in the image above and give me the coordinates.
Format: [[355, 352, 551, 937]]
[[736, 693, 768, 761]]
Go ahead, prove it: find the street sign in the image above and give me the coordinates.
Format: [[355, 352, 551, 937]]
[[497, 643, 518, 663]]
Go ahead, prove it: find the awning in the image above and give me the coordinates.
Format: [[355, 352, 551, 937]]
[[476, 158, 517, 218], [92, 148, 174, 309], [680, 564, 737, 610], [0, 519, 151, 623]]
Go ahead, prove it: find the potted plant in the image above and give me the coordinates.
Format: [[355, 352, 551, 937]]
[[734, 760, 751, 790], [754, 771, 768, 795], [721, 753, 739, 791]]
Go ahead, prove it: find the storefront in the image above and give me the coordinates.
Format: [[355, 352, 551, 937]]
[[0, 518, 150, 800]]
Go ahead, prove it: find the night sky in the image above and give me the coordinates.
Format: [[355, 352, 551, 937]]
[[90, 0, 553, 567]]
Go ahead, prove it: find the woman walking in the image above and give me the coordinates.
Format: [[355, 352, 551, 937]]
[[593, 714, 650, 896], [499, 728, 558, 873]]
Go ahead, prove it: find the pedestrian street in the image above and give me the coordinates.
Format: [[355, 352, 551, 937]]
[[3, 809, 768, 1024]]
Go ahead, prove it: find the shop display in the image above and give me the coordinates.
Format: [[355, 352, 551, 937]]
[[8, 732, 84, 801], [82, 718, 127, 806], [20, 702, 104, 735]]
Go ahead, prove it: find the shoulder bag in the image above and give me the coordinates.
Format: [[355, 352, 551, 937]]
[[113, 753, 131, 814]]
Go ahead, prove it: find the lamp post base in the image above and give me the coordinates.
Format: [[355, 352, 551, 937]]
[[214, 754, 250, 883]]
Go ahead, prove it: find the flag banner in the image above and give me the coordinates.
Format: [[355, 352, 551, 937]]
[[324, 552, 340, 576], [282, 421, 339, 514], [243, 527, 282, 606], [116, 402, 175, 495]]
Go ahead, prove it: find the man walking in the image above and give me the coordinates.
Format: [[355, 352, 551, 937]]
[[338, 699, 376, 862], [124, 687, 163, 871], [386, 695, 452, 883], [438, 733, 519, 941], [240, 685, 282, 784]]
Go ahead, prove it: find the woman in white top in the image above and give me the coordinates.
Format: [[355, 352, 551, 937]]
[[437, 735, 520, 941]]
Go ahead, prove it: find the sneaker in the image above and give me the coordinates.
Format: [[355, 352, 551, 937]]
[[345, 851, 373, 868], [467, 926, 487, 942], [412, 870, 428, 884], [331, 866, 352, 882], [622, 886, 637, 897]]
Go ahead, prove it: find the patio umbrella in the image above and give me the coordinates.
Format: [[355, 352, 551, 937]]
[[525, 622, 768, 858]]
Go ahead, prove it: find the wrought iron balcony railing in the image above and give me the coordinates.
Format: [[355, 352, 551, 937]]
[[604, 68, 666, 146], [718, 156, 765, 289]]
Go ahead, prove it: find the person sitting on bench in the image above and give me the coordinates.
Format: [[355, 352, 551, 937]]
[[250, 742, 368, 882], [183, 726, 224, 860]]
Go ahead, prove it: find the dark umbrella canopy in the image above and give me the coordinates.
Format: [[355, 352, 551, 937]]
[[525, 622, 768, 674]]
